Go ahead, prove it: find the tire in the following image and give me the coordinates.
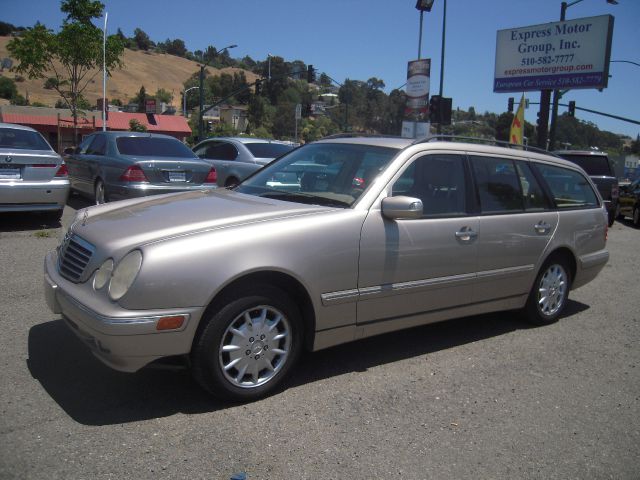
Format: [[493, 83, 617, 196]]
[[94, 179, 107, 205], [633, 207, 640, 228], [607, 210, 615, 227], [524, 256, 571, 326], [191, 284, 303, 402]]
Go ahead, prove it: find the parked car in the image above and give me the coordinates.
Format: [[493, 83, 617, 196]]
[[0, 122, 69, 222], [44, 136, 609, 402], [193, 137, 295, 187], [554, 150, 618, 226], [617, 177, 640, 227], [64, 132, 217, 204]]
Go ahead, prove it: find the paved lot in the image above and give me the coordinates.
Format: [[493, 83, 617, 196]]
[[1, 199, 638, 479]]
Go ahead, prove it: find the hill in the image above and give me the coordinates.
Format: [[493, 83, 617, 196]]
[[0, 35, 259, 109]]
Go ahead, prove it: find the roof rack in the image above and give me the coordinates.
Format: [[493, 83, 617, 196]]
[[411, 135, 560, 157], [320, 133, 403, 140]]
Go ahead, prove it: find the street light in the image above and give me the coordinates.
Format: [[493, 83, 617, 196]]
[[183, 86, 199, 117], [415, 0, 434, 59], [198, 44, 237, 140], [548, 0, 617, 149]]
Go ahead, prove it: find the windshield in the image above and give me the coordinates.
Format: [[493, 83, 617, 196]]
[[116, 137, 197, 158], [235, 142, 399, 208], [245, 142, 294, 159], [0, 127, 52, 151]]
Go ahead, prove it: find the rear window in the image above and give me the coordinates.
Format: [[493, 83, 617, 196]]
[[557, 153, 612, 176], [0, 127, 52, 151], [116, 137, 196, 158], [245, 143, 294, 159]]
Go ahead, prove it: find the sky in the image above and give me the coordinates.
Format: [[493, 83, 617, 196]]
[[2, 0, 639, 138]]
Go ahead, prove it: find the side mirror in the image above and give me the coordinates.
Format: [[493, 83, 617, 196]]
[[63, 146, 76, 156], [381, 196, 423, 220]]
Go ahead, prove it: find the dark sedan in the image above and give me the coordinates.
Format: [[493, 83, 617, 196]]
[[64, 132, 217, 204]]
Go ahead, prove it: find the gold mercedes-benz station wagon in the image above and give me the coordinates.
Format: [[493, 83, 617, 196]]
[[44, 136, 609, 401]]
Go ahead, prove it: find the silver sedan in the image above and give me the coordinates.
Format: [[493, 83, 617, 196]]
[[0, 122, 69, 222]]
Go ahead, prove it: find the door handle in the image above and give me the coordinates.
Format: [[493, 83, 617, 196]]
[[534, 221, 551, 234], [455, 227, 477, 242]]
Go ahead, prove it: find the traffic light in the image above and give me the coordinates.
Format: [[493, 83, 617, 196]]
[[429, 95, 441, 123], [255, 80, 262, 95], [440, 97, 452, 125], [508, 97, 514, 113], [307, 64, 316, 83], [568, 100, 576, 117]]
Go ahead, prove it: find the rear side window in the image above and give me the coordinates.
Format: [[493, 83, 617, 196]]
[[471, 156, 523, 213], [516, 161, 551, 211], [535, 164, 599, 209], [201, 142, 238, 160], [245, 143, 293, 159]]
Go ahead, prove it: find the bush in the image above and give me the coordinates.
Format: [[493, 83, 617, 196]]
[[44, 77, 59, 90], [14, 75, 25, 82], [0, 76, 18, 100]]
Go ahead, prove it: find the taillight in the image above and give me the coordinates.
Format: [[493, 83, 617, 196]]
[[119, 165, 149, 182], [205, 167, 217, 184], [55, 163, 68, 177], [611, 184, 619, 200]]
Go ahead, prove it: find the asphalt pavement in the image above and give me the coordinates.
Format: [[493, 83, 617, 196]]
[[1, 200, 638, 479]]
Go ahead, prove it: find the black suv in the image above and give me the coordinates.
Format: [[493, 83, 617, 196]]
[[554, 150, 619, 226]]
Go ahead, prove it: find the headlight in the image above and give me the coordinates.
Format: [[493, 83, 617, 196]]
[[108, 250, 143, 301], [93, 259, 114, 290]]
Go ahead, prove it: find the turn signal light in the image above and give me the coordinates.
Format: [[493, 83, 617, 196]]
[[120, 165, 149, 182], [205, 167, 217, 184], [156, 315, 186, 331]]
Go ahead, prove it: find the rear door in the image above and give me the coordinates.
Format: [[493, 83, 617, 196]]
[[470, 155, 558, 303]]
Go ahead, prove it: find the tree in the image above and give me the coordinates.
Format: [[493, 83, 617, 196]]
[[8, 0, 124, 142], [129, 119, 147, 132], [0, 77, 18, 100], [133, 85, 147, 112], [133, 28, 154, 51], [154, 88, 172, 104]]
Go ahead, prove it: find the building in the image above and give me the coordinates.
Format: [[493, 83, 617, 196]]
[[0, 105, 191, 153], [202, 104, 248, 133]]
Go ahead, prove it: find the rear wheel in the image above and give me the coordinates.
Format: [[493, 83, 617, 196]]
[[225, 177, 239, 188], [524, 256, 571, 325], [191, 284, 302, 402], [94, 179, 107, 205]]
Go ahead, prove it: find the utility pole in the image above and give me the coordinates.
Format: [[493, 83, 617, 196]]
[[198, 64, 204, 141]]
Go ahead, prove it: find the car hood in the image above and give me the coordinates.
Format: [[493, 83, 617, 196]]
[[70, 189, 332, 251]]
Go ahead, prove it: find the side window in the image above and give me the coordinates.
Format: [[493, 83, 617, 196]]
[[194, 145, 207, 158], [86, 134, 106, 155], [516, 161, 551, 211], [535, 163, 599, 209], [206, 142, 238, 161], [471, 156, 523, 214], [78, 135, 95, 154], [392, 154, 467, 217]]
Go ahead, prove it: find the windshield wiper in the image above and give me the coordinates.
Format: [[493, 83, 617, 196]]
[[260, 190, 350, 208]]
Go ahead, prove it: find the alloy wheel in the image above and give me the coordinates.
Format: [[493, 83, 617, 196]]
[[537, 263, 568, 317]]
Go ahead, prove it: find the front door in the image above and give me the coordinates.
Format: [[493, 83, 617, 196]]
[[357, 152, 478, 326]]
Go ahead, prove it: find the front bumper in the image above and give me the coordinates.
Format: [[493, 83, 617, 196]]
[[44, 250, 205, 372], [0, 179, 69, 212]]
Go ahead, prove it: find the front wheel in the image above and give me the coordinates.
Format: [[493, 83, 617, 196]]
[[524, 257, 571, 325], [191, 285, 302, 402]]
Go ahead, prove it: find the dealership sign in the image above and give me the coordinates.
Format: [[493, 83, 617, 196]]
[[494, 15, 614, 93], [405, 58, 431, 119]]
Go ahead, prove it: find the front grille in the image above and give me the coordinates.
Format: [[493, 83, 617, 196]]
[[58, 234, 95, 282]]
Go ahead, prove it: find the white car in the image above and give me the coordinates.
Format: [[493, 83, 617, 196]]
[[0, 122, 69, 222]]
